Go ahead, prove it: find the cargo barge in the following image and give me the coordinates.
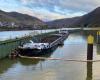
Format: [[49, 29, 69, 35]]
[[18, 30, 69, 56]]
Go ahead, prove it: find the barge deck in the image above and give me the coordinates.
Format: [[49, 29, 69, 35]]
[[18, 31, 69, 56]]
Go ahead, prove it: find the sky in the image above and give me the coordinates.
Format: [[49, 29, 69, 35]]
[[0, 0, 100, 21]]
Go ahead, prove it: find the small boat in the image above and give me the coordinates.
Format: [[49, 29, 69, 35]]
[[18, 30, 69, 56]]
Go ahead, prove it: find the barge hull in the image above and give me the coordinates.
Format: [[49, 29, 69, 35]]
[[18, 32, 69, 56], [18, 46, 57, 57]]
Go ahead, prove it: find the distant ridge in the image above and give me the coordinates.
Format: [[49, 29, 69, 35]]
[[0, 10, 45, 30], [46, 17, 81, 28], [1, 7, 100, 30], [8, 12, 44, 25], [74, 7, 100, 27], [46, 7, 100, 28]]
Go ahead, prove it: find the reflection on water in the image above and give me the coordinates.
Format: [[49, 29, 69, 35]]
[[0, 44, 58, 80], [0, 33, 100, 80], [19, 46, 58, 66], [86, 62, 93, 80], [19, 58, 40, 66], [0, 58, 17, 74], [96, 44, 100, 55]]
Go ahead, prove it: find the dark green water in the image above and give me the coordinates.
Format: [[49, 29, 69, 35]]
[[0, 33, 100, 80]]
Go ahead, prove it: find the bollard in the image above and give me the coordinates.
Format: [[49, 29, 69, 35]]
[[87, 35, 94, 60]]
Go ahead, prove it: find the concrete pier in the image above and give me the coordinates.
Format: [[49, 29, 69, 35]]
[[0, 36, 32, 59]]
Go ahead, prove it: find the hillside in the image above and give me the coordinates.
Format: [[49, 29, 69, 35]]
[[47, 7, 100, 28], [8, 12, 44, 25], [46, 17, 80, 28], [0, 10, 17, 22], [0, 10, 45, 30], [1, 7, 100, 30], [74, 7, 100, 27]]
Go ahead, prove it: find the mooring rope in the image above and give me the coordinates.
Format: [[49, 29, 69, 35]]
[[18, 54, 100, 62]]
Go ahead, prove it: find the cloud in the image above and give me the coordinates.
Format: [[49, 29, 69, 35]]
[[17, 7, 67, 21], [0, 0, 21, 11], [0, 0, 100, 21], [17, 0, 100, 21], [17, 6, 84, 21], [20, 0, 100, 12]]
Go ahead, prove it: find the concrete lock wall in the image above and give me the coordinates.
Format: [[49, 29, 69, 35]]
[[0, 37, 32, 59]]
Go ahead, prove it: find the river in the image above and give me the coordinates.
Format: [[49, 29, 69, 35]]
[[0, 29, 56, 41], [0, 32, 100, 80]]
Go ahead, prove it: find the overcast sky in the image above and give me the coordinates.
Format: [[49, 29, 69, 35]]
[[0, 0, 100, 21]]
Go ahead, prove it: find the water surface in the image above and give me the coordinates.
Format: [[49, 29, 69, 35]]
[[0, 33, 100, 80], [0, 29, 56, 41]]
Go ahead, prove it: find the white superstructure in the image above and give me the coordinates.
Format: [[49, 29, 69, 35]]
[[19, 40, 49, 50]]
